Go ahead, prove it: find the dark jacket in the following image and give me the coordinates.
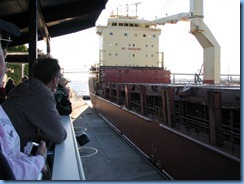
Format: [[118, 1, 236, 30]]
[[0, 87, 6, 104], [54, 84, 72, 115], [5, 82, 15, 95], [2, 77, 67, 150]]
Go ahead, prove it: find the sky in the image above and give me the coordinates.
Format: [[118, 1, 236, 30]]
[[38, 0, 240, 75]]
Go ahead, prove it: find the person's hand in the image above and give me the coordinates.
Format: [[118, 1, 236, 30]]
[[35, 140, 47, 171], [35, 140, 47, 160]]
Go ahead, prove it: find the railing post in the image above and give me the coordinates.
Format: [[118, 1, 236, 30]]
[[116, 84, 121, 104], [140, 85, 146, 115], [125, 84, 131, 109], [208, 90, 222, 145]]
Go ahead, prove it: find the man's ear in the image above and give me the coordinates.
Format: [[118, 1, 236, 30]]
[[46, 77, 56, 91]]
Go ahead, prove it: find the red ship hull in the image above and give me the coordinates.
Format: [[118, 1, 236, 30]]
[[88, 83, 240, 180]]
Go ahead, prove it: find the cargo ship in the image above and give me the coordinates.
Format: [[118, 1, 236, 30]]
[[88, 0, 240, 180]]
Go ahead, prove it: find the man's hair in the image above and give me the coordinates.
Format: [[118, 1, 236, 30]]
[[32, 57, 61, 85]]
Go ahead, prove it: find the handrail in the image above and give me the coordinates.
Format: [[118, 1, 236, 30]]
[[51, 115, 85, 180], [171, 73, 240, 84]]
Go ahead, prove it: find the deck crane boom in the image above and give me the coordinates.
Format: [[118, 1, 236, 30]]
[[152, 0, 220, 84]]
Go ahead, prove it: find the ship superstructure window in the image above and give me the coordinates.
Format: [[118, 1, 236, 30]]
[[124, 33, 128, 36], [153, 34, 156, 38], [145, 44, 148, 47], [111, 22, 141, 27], [110, 32, 113, 36], [143, 34, 146, 37]]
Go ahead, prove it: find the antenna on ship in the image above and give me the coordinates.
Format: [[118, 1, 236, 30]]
[[131, 2, 142, 18], [135, 2, 142, 17]]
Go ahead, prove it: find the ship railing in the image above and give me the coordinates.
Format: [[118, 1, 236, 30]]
[[144, 105, 163, 121], [130, 100, 141, 113], [129, 96, 240, 157], [99, 81, 240, 158], [174, 114, 210, 142], [216, 126, 240, 157], [171, 73, 240, 84]]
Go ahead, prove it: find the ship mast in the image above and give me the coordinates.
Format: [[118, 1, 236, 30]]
[[152, 0, 220, 84], [132, 2, 142, 18], [116, 2, 142, 18]]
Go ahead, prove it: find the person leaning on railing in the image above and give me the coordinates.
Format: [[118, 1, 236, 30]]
[[0, 19, 47, 180], [2, 57, 67, 151]]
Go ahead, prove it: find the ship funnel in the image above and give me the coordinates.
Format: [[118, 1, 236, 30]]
[[190, 0, 203, 18]]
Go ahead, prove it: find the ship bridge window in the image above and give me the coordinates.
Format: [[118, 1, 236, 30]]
[[145, 25, 150, 28], [112, 23, 117, 26], [130, 24, 134, 27], [134, 24, 138, 27], [124, 23, 128, 26], [119, 23, 123, 26]]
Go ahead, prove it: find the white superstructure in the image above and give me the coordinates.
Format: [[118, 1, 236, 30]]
[[96, 15, 162, 67], [96, 0, 220, 84]]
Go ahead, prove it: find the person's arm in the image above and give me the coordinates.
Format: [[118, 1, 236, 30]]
[[29, 92, 67, 143], [6, 140, 47, 180], [7, 154, 44, 180]]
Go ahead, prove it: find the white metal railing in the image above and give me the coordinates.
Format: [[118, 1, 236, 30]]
[[51, 115, 85, 180], [171, 73, 240, 84]]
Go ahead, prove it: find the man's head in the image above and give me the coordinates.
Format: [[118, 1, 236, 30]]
[[32, 57, 61, 93], [21, 75, 28, 82], [0, 19, 21, 87]]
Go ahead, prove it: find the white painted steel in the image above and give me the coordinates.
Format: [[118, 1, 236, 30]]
[[51, 115, 85, 180]]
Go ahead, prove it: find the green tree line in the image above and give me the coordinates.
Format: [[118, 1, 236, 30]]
[[5, 45, 29, 85]]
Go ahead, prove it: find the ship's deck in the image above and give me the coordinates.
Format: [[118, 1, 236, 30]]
[[71, 99, 167, 180]]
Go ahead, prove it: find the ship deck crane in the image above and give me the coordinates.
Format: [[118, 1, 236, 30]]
[[152, 0, 220, 84]]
